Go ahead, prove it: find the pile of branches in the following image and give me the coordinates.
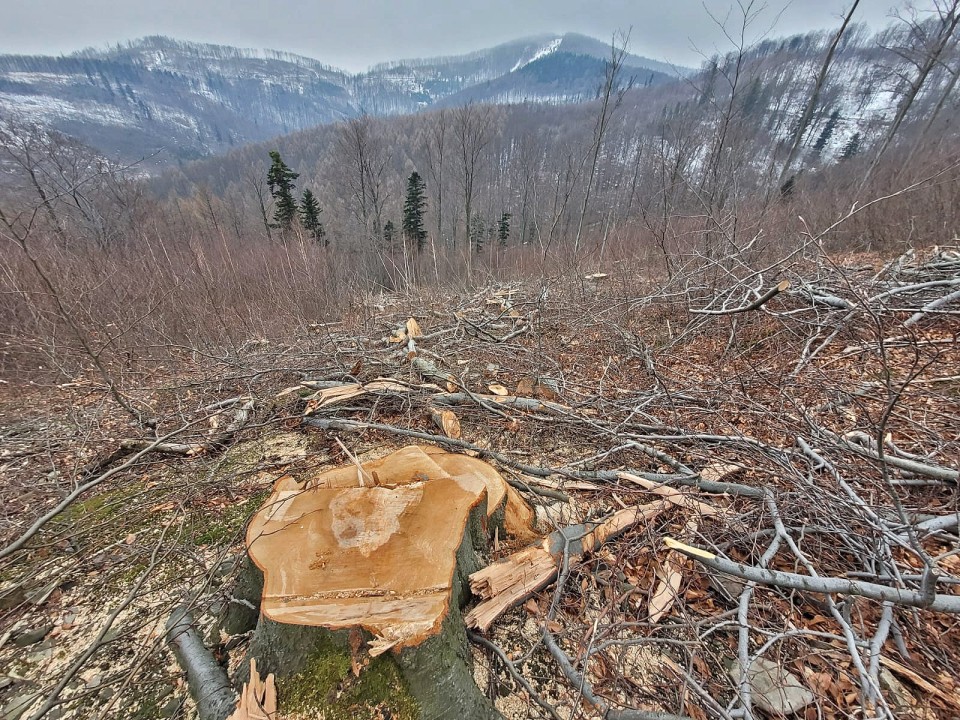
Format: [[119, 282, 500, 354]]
[[0, 244, 958, 719]]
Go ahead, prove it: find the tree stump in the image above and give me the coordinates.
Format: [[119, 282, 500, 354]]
[[224, 445, 529, 720]]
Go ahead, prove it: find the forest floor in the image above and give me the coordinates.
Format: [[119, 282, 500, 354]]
[[1, 245, 959, 720]]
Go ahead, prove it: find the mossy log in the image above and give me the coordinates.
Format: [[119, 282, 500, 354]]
[[224, 446, 531, 720]]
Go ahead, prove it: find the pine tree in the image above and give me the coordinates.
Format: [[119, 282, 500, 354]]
[[402, 171, 428, 253], [267, 151, 299, 232], [496, 212, 511, 248], [299, 188, 326, 245]]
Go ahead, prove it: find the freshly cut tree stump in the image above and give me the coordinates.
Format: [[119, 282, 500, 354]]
[[232, 445, 528, 720]]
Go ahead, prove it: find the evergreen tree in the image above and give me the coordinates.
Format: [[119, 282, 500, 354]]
[[402, 171, 428, 253], [299, 188, 326, 245], [471, 213, 486, 253], [383, 220, 397, 251], [840, 132, 862, 161], [812, 109, 841, 156], [267, 151, 299, 231], [496, 212, 512, 248]]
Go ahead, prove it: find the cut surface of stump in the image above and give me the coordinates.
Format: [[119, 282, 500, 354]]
[[246, 445, 500, 655], [240, 445, 518, 719]]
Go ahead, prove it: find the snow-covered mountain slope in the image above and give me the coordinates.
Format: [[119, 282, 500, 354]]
[[0, 34, 683, 165]]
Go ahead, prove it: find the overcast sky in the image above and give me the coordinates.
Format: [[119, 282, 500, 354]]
[[0, 1, 918, 71]]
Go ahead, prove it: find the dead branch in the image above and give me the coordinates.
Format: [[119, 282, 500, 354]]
[[303, 415, 764, 496], [691, 280, 791, 315], [665, 538, 960, 612], [166, 606, 238, 720], [466, 500, 668, 631]]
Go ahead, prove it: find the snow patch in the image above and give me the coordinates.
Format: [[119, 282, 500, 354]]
[[511, 38, 562, 73]]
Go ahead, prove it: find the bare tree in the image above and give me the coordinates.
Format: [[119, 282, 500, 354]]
[[573, 31, 632, 253], [453, 103, 494, 252], [244, 165, 273, 241], [336, 115, 391, 245], [424, 108, 448, 246], [861, 0, 960, 190]]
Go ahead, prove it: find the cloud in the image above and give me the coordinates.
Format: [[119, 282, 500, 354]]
[[0, 1, 914, 71]]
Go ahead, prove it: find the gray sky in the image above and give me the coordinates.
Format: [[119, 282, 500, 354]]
[[0, 1, 915, 71]]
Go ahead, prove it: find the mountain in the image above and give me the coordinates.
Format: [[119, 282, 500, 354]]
[[0, 34, 683, 167], [351, 33, 681, 112]]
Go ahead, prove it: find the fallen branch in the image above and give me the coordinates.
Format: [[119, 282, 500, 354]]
[[303, 416, 764, 497], [665, 538, 960, 612], [166, 607, 238, 720], [466, 501, 668, 630], [903, 286, 960, 326], [691, 280, 790, 315]]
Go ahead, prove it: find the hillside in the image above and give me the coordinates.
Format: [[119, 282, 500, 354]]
[[0, 33, 680, 165]]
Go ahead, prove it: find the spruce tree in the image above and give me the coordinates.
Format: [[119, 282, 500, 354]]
[[496, 212, 511, 248], [299, 188, 326, 245], [402, 171, 428, 253], [812, 109, 841, 156], [267, 151, 299, 231]]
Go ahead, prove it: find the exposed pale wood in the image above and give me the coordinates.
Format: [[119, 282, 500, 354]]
[[647, 520, 697, 623], [466, 500, 668, 631], [303, 378, 417, 413], [502, 484, 539, 542], [423, 445, 508, 516], [465, 545, 558, 631], [228, 659, 276, 720], [430, 407, 462, 439], [246, 446, 521, 657], [618, 472, 720, 517]]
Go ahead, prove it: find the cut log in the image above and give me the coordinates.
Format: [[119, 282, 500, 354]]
[[234, 446, 529, 719], [166, 606, 237, 720]]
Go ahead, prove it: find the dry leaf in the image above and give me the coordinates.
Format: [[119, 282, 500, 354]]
[[488, 383, 509, 396], [523, 598, 540, 615], [124, 533, 136, 545]]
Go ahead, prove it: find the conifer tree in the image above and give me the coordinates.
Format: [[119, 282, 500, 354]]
[[267, 150, 299, 231], [496, 212, 511, 248], [402, 171, 428, 253], [471, 213, 485, 254], [299, 188, 326, 245]]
